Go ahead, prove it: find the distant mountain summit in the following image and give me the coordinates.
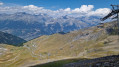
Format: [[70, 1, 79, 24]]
[[0, 31, 26, 46]]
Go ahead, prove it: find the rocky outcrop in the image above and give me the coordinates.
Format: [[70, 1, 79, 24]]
[[63, 55, 119, 67]]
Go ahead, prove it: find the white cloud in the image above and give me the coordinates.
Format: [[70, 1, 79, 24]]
[[72, 8, 80, 13], [0, 4, 110, 17], [0, 2, 3, 5], [93, 8, 110, 16], [79, 5, 94, 13], [64, 8, 71, 12]]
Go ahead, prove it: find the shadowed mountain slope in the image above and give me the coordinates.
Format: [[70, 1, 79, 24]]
[[63, 55, 119, 67], [0, 31, 26, 46]]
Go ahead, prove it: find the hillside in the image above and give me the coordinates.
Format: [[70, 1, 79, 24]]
[[24, 21, 119, 59], [0, 21, 119, 67], [0, 31, 26, 46]]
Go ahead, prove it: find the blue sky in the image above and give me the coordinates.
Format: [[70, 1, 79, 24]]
[[0, 0, 119, 10], [0, 0, 118, 18]]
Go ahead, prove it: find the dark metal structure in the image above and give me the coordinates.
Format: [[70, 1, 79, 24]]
[[101, 5, 119, 35], [101, 5, 119, 21]]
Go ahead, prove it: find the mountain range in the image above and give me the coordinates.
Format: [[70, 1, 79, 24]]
[[0, 12, 100, 40], [0, 21, 118, 67]]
